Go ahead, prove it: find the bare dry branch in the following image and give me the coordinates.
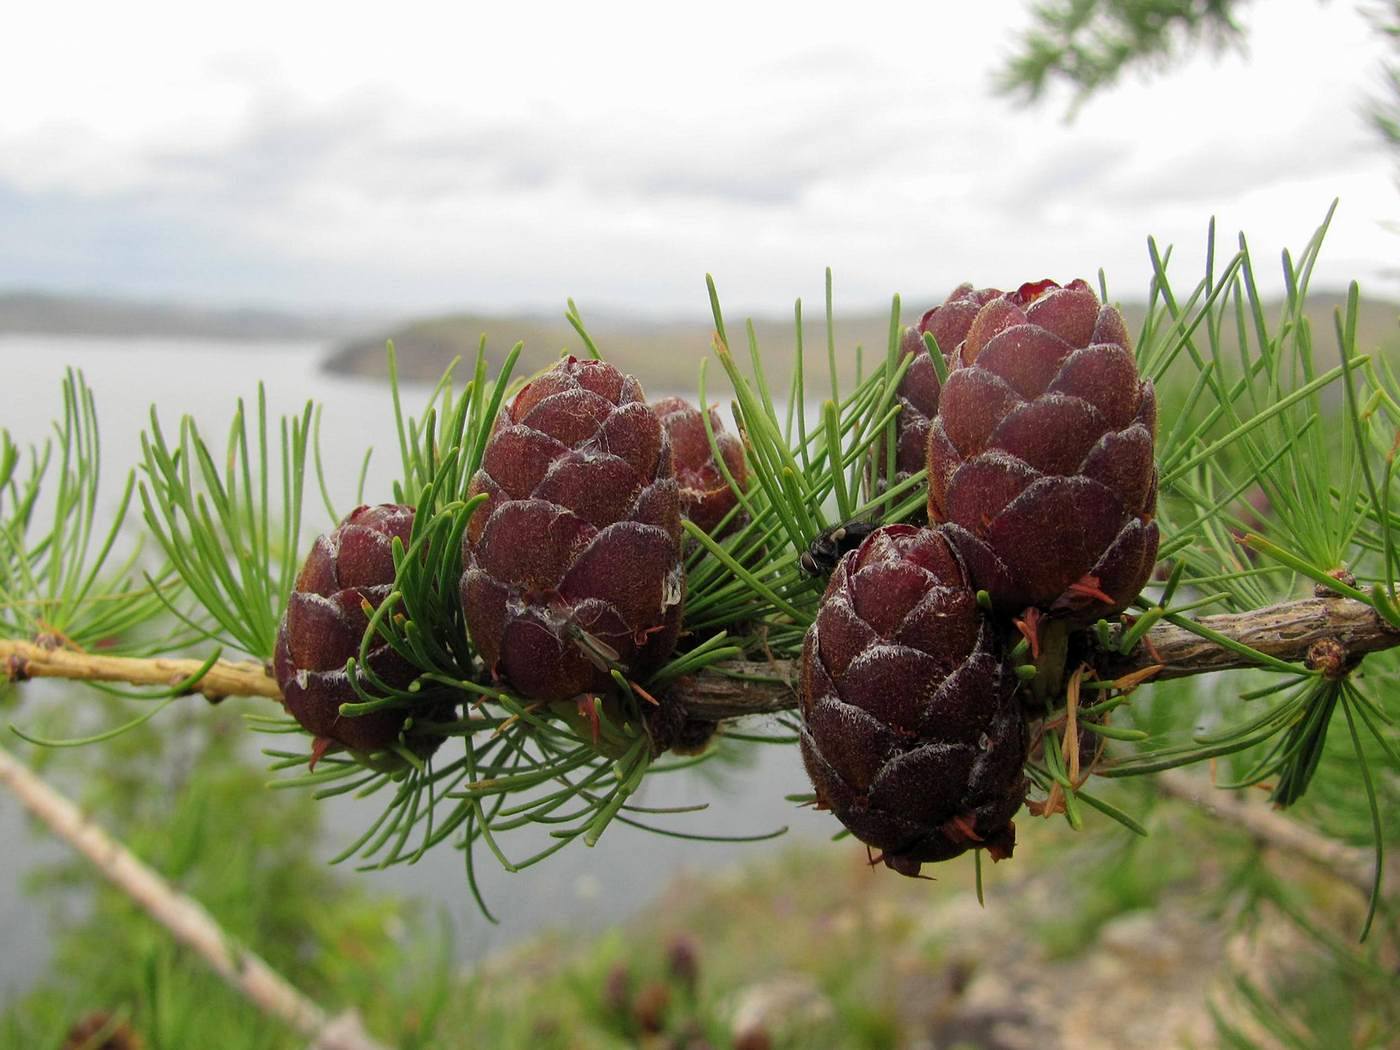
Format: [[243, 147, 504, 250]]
[[0, 743, 388, 1050], [1155, 770, 1384, 898]]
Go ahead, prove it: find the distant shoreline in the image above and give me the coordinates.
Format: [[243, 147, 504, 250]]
[[6, 289, 1395, 396], [322, 290, 1399, 395], [0, 290, 372, 344]]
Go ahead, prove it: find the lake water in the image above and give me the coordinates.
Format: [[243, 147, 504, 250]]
[[0, 336, 833, 1002]]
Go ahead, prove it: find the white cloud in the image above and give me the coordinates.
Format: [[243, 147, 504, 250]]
[[1, 0, 1394, 314]]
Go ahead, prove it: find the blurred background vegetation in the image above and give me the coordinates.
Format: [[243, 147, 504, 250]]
[[3, 645, 1394, 1047]]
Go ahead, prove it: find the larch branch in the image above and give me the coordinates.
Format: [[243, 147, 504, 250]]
[[1, 639, 280, 701], [667, 595, 1400, 721], [3, 595, 1397, 725]]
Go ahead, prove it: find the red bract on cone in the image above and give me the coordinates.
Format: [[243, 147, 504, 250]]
[[928, 278, 1158, 623], [651, 396, 746, 535], [799, 524, 1027, 875], [273, 504, 420, 754], [461, 358, 684, 701], [889, 284, 1006, 481]]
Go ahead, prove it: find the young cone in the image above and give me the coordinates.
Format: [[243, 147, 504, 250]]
[[799, 524, 1027, 875], [928, 279, 1158, 623], [272, 503, 425, 754], [461, 358, 684, 701], [890, 284, 1006, 480], [651, 396, 747, 535]]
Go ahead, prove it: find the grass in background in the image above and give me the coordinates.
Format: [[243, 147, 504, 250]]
[[2, 699, 451, 1050], [3, 715, 1391, 1048]]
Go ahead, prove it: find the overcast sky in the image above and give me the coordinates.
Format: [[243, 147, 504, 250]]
[[2, 0, 1395, 318]]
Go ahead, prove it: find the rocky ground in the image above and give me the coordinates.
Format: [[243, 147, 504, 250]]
[[467, 791, 1392, 1049]]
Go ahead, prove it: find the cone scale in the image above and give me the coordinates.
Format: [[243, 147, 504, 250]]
[[651, 396, 746, 535]]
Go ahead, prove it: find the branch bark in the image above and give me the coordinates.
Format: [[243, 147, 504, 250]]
[[3, 594, 1397, 723], [1090, 594, 1400, 682], [2, 639, 280, 701], [0, 743, 390, 1050], [667, 594, 1400, 721]]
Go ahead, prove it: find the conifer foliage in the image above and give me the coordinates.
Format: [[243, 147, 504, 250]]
[[1, 215, 1395, 932]]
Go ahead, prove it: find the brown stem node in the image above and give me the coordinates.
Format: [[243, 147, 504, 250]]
[[5, 653, 30, 683], [1314, 566, 1358, 596], [1304, 638, 1350, 679]]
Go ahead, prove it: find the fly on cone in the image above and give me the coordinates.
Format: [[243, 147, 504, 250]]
[[273, 503, 423, 754], [461, 358, 684, 701], [799, 523, 1027, 875], [927, 279, 1158, 623]]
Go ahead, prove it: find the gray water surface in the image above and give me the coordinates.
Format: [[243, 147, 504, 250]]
[[0, 337, 831, 1003]]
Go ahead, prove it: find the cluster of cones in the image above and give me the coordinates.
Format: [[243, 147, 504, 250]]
[[272, 359, 745, 757], [272, 279, 1158, 880], [801, 279, 1159, 875]]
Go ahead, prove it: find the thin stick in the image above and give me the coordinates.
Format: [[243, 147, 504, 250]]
[[1155, 769, 1382, 898], [0, 743, 388, 1050], [3, 595, 1398, 723], [2, 640, 280, 701]]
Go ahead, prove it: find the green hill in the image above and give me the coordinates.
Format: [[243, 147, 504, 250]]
[[0, 290, 369, 341], [325, 292, 1400, 397], [324, 307, 906, 396]]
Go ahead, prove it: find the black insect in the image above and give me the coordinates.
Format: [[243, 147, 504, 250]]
[[800, 520, 880, 577]]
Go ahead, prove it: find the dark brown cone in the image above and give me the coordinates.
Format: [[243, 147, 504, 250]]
[[889, 284, 1006, 481], [462, 358, 684, 701], [652, 396, 747, 535], [632, 981, 672, 1035], [666, 934, 701, 993], [928, 278, 1159, 623], [63, 1013, 143, 1050], [273, 503, 426, 753], [799, 524, 1027, 875]]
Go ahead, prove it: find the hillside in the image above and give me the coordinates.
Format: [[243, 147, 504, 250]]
[[325, 291, 1400, 395], [0, 291, 372, 341], [324, 307, 904, 395]]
